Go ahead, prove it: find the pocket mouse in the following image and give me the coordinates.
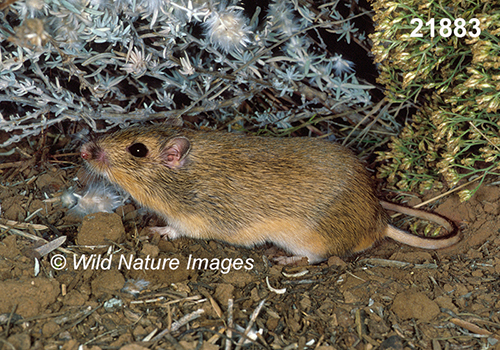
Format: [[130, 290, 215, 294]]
[[81, 125, 459, 264]]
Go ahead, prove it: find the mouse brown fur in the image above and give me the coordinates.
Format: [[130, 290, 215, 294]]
[[81, 125, 458, 264]]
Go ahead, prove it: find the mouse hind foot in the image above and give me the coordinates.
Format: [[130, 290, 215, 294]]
[[273, 254, 326, 265]]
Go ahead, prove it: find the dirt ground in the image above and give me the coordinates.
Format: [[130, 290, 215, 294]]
[[1, 132, 500, 350]]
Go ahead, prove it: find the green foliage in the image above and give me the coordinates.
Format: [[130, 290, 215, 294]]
[[371, 0, 500, 198]]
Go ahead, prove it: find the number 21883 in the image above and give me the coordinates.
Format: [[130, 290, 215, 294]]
[[410, 18, 481, 38]]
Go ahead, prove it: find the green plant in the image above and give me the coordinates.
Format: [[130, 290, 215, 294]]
[[371, 0, 500, 199]]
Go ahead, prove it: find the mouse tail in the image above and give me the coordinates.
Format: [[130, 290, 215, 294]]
[[380, 200, 454, 232], [385, 225, 460, 249]]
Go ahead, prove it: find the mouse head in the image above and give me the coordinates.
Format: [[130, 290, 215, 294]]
[[80, 126, 192, 193]]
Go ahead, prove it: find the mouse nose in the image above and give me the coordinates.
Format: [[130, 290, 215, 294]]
[[80, 143, 100, 161], [80, 143, 109, 165], [80, 143, 92, 160]]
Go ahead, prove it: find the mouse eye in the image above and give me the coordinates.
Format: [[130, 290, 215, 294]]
[[128, 143, 148, 158]]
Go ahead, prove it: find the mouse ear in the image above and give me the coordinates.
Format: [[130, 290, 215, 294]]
[[160, 137, 191, 169]]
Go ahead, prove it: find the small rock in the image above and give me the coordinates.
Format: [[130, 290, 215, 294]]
[[91, 270, 126, 300], [0, 278, 60, 317], [7, 333, 31, 350], [379, 335, 403, 350], [391, 292, 440, 322], [77, 212, 125, 246]]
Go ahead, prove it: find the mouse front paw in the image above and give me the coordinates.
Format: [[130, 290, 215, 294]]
[[148, 226, 182, 240]]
